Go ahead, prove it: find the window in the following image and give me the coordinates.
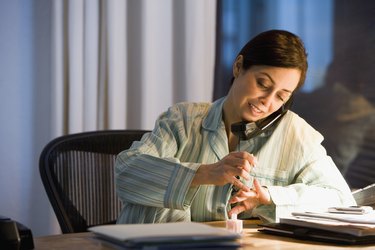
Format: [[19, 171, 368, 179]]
[[215, 0, 375, 188]]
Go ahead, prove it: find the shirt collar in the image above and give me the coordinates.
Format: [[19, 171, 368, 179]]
[[202, 96, 227, 132]]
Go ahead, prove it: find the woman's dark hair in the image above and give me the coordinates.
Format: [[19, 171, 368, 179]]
[[236, 29, 308, 90]]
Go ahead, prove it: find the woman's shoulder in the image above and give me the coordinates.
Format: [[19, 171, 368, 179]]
[[167, 101, 213, 118], [281, 110, 324, 143], [172, 101, 212, 109]]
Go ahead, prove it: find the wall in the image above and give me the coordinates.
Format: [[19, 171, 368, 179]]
[[0, 0, 59, 236]]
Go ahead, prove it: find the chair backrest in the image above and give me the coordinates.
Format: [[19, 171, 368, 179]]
[[39, 130, 149, 233]]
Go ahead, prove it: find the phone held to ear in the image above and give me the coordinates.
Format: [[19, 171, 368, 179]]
[[0, 215, 34, 250], [231, 97, 293, 140]]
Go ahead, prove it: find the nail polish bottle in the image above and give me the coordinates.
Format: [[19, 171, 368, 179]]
[[226, 213, 243, 234]]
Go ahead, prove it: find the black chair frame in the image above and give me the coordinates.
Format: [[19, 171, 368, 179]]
[[39, 130, 149, 233]]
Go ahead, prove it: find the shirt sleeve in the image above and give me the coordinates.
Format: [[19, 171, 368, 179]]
[[251, 112, 356, 223], [115, 104, 201, 211], [266, 145, 357, 222]]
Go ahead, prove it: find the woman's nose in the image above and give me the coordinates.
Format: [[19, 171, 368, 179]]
[[260, 92, 274, 108]]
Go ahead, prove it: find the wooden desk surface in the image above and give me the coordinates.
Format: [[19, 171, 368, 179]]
[[34, 220, 375, 250]]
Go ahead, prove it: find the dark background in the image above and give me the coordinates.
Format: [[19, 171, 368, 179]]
[[214, 0, 375, 189]]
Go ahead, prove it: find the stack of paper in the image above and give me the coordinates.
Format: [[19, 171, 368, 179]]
[[89, 222, 241, 249], [259, 210, 375, 244], [282, 211, 375, 236]]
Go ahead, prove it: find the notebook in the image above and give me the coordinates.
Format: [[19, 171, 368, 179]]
[[89, 222, 241, 249]]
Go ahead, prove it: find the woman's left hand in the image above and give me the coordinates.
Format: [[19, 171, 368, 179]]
[[228, 178, 272, 217]]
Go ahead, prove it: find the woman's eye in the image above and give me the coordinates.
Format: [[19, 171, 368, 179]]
[[278, 94, 291, 102], [257, 80, 268, 89]]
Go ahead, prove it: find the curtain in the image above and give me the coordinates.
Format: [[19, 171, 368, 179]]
[[51, 0, 216, 137], [48, 0, 216, 234]]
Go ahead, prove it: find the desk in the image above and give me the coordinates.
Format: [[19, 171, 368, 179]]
[[34, 220, 375, 250]]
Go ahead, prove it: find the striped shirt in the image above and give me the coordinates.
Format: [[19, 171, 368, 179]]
[[115, 97, 356, 224]]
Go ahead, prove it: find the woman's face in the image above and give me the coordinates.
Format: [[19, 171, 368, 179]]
[[228, 56, 301, 123]]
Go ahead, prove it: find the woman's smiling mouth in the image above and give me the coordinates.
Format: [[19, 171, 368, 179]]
[[248, 103, 262, 114]]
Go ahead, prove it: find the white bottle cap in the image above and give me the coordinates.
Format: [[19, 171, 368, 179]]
[[226, 213, 243, 234]]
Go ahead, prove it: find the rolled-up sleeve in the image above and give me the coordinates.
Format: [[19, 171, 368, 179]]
[[251, 112, 356, 222], [115, 104, 204, 211]]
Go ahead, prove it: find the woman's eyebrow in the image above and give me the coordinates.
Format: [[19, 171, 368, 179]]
[[259, 72, 293, 93]]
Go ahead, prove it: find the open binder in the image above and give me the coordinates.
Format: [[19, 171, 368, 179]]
[[259, 222, 375, 245], [352, 183, 375, 207]]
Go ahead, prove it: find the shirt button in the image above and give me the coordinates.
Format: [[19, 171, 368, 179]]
[[216, 207, 224, 213]]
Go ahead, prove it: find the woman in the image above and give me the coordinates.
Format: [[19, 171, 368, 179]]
[[115, 30, 356, 224]]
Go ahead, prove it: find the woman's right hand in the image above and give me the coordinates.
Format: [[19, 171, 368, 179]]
[[191, 151, 257, 192]]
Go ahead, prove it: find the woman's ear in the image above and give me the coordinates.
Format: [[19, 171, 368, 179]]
[[232, 55, 243, 78]]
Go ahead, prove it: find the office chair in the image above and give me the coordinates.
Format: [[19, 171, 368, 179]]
[[39, 130, 149, 233]]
